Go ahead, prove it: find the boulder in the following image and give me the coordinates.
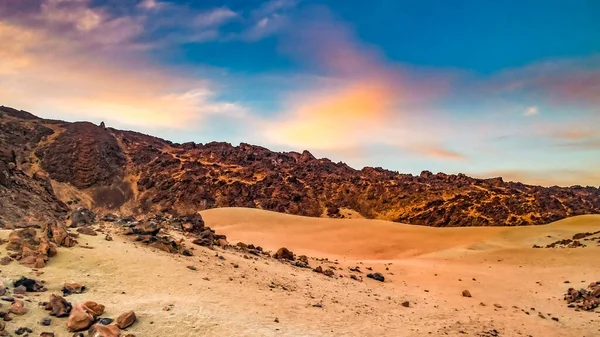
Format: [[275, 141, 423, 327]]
[[366, 273, 385, 282], [67, 303, 95, 332], [273, 247, 294, 260], [9, 300, 26, 315], [82, 301, 105, 317], [71, 208, 96, 227], [63, 282, 86, 296], [45, 294, 72, 317], [116, 310, 136, 329], [13, 277, 47, 292], [88, 323, 120, 337]]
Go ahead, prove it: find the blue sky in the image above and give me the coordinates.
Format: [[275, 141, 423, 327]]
[[1, 0, 599, 186]]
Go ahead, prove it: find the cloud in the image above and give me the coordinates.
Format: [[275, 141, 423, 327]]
[[524, 106, 538, 116], [412, 146, 467, 161], [0, 1, 244, 128], [262, 8, 451, 155], [195, 8, 238, 27], [487, 55, 600, 107]]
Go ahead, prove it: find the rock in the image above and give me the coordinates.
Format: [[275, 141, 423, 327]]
[[40, 333, 55, 337], [45, 294, 72, 317], [9, 300, 26, 315], [186, 266, 197, 271], [41, 317, 52, 325], [366, 273, 385, 282], [67, 303, 95, 332], [13, 286, 26, 295], [82, 301, 105, 316], [401, 301, 410, 307], [76, 227, 97, 236], [323, 269, 335, 277], [88, 323, 120, 337], [0, 257, 12, 266], [14, 277, 47, 292], [273, 247, 294, 260], [97, 317, 113, 325], [70, 208, 95, 227], [105, 234, 113, 241], [313, 266, 323, 273], [462, 290, 472, 297], [63, 282, 86, 296], [116, 310, 136, 329], [14, 327, 32, 335]]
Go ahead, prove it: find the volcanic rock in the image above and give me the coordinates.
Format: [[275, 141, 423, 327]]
[[9, 300, 26, 315], [67, 303, 95, 332], [367, 273, 385, 282], [63, 282, 86, 296], [70, 208, 96, 227], [274, 248, 294, 261], [116, 310, 136, 329], [14, 277, 46, 292], [88, 323, 120, 337], [44, 294, 72, 317]]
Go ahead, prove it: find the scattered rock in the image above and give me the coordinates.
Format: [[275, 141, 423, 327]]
[[9, 300, 26, 315], [366, 273, 384, 282], [273, 247, 294, 261], [14, 277, 46, 292], [44, 294, 72, 317], [76, 227, 97, 236], [62, 282, 86, 296], [564, 281, 600, 311], [97, 317, 114, 325], [116, 310, 136, 329], [70, 207, 96, 227], [88, 323, 120, 337]]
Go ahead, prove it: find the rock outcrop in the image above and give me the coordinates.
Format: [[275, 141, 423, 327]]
[[2, 105, 600, 227]]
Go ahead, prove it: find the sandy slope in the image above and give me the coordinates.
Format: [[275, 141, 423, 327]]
[[1, 208, 599, 336]]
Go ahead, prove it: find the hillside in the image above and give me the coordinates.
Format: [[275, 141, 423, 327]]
[[1, 105, 600, 227]]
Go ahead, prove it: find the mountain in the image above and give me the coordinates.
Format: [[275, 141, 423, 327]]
[[1, 105, 599, 227]]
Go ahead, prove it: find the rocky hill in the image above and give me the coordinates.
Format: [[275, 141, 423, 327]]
[[1, 105, 599, 227]]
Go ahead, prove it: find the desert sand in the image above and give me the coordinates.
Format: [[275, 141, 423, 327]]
[[1, 208, 599, 336]]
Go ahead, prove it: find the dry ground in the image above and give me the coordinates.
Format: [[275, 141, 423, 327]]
[[1, 208, 599, 336]]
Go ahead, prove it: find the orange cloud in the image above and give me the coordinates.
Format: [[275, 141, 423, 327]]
[[413, 146, 467, 161], [0, 13, 242, 129], [264, 10, 450, 155]]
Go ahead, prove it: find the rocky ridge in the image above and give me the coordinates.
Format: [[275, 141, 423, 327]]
[[1, 105, 600, 227]]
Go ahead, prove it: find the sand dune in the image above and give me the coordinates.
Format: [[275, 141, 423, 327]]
[[1, 208, 599, 336]]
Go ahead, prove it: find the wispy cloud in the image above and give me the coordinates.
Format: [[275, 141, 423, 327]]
[[524, 106, 538, 116], [0, 0, 245, 128], [262, 7, 452, 155], [413, 146, 467, 161]]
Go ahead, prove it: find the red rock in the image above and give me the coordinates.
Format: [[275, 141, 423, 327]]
[[82, 301, 105, 316], [116, 310, 136, 329], [273, 247, 294, 260], [67, 303, 95, 332], [88, 323, 120, 337], [45, 294, 72, 317], [9, 300, 27, 315]]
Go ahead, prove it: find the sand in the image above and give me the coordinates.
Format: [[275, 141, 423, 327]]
[[1, 208, 599, 336]]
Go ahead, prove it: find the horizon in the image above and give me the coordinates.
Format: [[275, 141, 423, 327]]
[[1, 0, 599, 187]]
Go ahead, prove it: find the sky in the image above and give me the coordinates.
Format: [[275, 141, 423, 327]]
[[1, 0, 599, 187]]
